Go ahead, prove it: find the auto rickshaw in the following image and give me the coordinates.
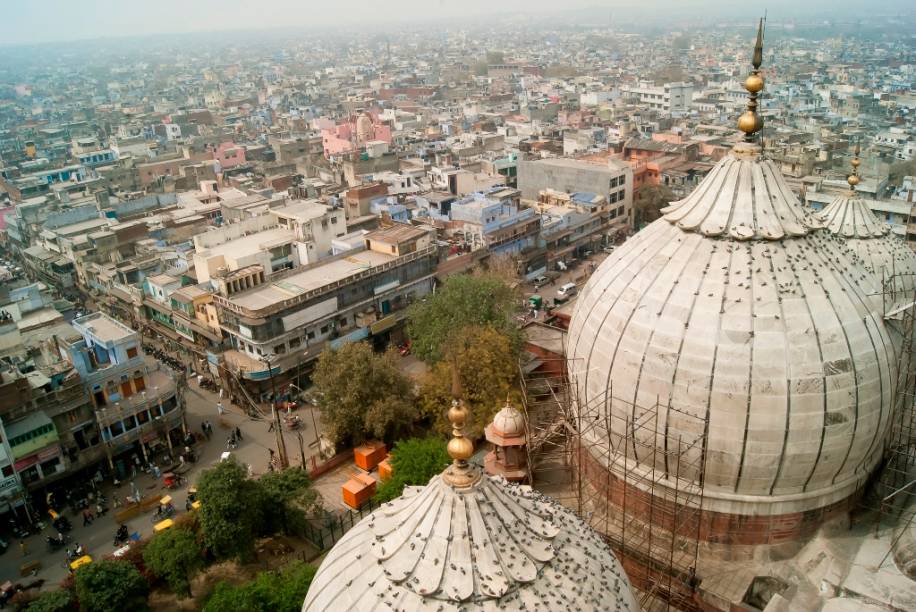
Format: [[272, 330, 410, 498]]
[[69, 555, 92, 572], [154, 518, 174, 533], [163, 472, 184, 489]]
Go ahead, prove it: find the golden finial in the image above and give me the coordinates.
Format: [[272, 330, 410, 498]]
[[847, 141, 861, 189], [738, 18, 766, 142], [442, 361, 479, 487]]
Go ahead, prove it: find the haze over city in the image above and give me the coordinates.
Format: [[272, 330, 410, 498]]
[[0, 2, 914, 611]]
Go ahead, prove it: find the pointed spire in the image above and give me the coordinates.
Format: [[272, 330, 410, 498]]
[[848, 141, 861, 191], [442, 358, 479, 487], [738, 18, 766, 142]]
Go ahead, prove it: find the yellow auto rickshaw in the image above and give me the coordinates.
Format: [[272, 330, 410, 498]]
[[69, 555, 92, 572], [154, 518, 174, 533]]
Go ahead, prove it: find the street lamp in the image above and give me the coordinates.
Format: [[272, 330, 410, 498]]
[[261, 355, 289, 469], [288, 382, 321, 456]]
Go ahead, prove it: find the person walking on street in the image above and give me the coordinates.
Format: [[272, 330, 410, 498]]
[[217, 402, 224, 416], [19, 540, 27, 557], [268, 420, 275, 432], [201, 422, 207, 437], [235, 426, 243, 441]]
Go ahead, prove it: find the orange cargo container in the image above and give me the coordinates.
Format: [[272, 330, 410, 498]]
[[353, 440, 387, 471], [342, 473, 377, 509], [378, 457, 392, 482]]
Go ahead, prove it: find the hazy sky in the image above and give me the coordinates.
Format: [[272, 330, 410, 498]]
[[1, 0, 910, 46]]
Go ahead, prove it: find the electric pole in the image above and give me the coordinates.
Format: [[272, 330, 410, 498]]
[[262, 357, 289, 469]]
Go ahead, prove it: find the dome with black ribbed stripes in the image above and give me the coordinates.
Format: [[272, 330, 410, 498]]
[[567, 141, 896, 517]]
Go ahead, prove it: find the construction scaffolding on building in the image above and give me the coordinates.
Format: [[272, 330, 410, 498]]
[[520, 351, 707, 611], [873, 274, 916, 557]]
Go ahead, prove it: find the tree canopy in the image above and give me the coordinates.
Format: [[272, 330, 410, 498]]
[[374, 437, 451, 502], [142, 526, 204, 598], [74, 559, 149, 612], [258, 467, 321, 535], [418, 325, 520, 438], [407, 273, 520, 364], [312, 343, 415, 446], [633, 184, 675, 228], [202, 561, 317, 612], [24, 590, 73, 612], [197, 458, 265, 561]]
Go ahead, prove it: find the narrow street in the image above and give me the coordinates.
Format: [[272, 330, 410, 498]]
[[0, 376, 323, 589]]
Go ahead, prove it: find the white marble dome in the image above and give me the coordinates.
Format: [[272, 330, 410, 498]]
[[491, 402, 526, 437], [567, 143, 896, 517], [303, 469, 636, 611], [815, 192, 916, 296]]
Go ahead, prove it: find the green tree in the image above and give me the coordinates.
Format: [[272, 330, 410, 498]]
[[259, 468, 320, 535], [417, 325, 520, 438], [74, 560, 149, 612], [313, 343, 415, 446], [374, 437, 451, 502], [633, 184, 675, 227], [25, 590, 73, 612], [202, 562, 317, 612], [407, 273, 520, 363], [142, 527, 204, 598], [197, 458, 264, 561]]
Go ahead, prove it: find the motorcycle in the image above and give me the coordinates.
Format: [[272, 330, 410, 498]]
[[113, 525, 129, 547], [46, 534, 68, 551]]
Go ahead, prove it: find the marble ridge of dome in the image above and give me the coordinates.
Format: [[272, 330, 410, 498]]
[[816, 193, 890, 239], [662, 144, 822, 241]]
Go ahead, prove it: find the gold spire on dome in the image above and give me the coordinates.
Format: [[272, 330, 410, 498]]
[[848, 142, 861, 190], [442, 362, 480, 487], [738, 18, 766, 142]]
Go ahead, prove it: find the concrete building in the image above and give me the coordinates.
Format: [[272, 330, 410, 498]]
[[518, 157, 633, 229], [213, 225, 438, 396], [621, 81, 694, 116], [66, 313, 184, 478]]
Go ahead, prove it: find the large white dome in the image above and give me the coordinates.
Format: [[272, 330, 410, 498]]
[[567, 143, 896, 517], [303, 470, 636, 611]]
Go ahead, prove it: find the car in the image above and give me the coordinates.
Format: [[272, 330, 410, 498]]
[[557, 282, 577, 299], [532, 275, 550, 287]]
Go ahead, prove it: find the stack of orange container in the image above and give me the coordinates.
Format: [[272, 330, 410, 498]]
[[378, 457, 392, 482], [353, 440, 387, 471], [341, 472, 376, 509]]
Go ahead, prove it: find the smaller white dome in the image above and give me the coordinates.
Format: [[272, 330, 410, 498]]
[[491, 402, 526, 437]]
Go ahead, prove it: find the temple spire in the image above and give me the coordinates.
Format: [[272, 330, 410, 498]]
[[848, 141, 861, 192], [737, 18, 766, 142]]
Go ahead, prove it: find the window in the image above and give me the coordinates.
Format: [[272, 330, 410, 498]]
[[289, 337, 301, 349], [109, 421, 124, 437], [137, 410, 150, 425], [320, 325, 329, 334], [331, 217, 338, 224], [275, 344, 287, 355], [2, 465, 12, 477], [307, 331, 316, 340], [126, 346, 138, 359]]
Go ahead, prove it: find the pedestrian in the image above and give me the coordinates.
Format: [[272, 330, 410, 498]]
[[82, 509, 92, 526], [217, 402, 224, 416], [201, 421, 208, 436], [235, 426, 243, 441], [19, 540, 27, 557], [268, 420, 275, 432]]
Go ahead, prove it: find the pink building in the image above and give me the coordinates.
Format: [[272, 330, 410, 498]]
[[211, 142, 246, 170], [320, 112, 392, 157]]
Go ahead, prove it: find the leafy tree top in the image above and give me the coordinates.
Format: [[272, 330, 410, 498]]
[[374, 437, 451, 502], [312, 343, 414, 446], [407, 273, 520, 363], [74, 559, 149, 612]]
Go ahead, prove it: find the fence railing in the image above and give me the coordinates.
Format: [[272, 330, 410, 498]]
[[301, 498, 380, 554]]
